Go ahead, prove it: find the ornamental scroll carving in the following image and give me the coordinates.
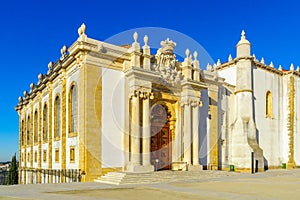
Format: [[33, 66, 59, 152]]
[[154, 38, 183, 86], [129, 88, 154, 100], [180, 96, 202, 107]]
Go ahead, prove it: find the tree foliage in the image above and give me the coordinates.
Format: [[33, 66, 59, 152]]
[[6, 154, 18, 185]]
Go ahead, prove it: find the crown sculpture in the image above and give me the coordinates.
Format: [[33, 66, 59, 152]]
[[155, 38, 182, 86]]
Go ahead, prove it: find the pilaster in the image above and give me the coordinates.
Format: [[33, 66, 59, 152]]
[[287, 75, 296, 168], [47, 83, 53, 183], [181, 97, 192, 164], [61, 71, 67, 180], [30, 104, 33, 183], [38, 94, 42, 183], [18, 111, 22, 184], [78, 61, 86, 180], [23, 113, 27, 184]]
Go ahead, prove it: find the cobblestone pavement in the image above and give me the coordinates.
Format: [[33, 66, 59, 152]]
[[1, 169, 300, 200]]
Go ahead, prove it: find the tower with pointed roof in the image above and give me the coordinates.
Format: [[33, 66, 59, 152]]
[[231, 30, 264, 172]]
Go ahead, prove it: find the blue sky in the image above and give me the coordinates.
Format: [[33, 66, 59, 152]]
[[1, 0, 300, 161]]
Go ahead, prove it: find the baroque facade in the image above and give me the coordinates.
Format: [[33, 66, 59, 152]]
[[15, 24, 300, 184]]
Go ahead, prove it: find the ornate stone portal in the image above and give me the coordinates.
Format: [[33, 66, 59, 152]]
[[124, 33, 205, 172]]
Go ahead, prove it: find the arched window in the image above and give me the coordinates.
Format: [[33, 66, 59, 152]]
[[54, 96, 61, 139], [21, 120, 24, 146], [34, 110, 38, 143], [27, 115, 31, 145], [69, 85, 77, 133], [266, 91, 272, 118], [43, 104, 48, 141]]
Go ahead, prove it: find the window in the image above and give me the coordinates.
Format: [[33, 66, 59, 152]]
[[34, 151, 37, 162], [266, 91, 272, 118], [43, 150, 47, 162], [70, 147, 75, 162], [43, 104, 48, 141], [27, 152, 30, 162], [27, 116, 31, 145], [55, 149, 59, 162], [34, 110, 38, 143], [54, 96, 61, 139], [69, 85, 78, 134]]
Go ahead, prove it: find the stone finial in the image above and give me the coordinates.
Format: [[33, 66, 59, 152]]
[[78, 23, 86, 37], [261, 57, 265, 64], [30, 82, 34, 88], [38, 73, 43, 83], [278, 65, 283, 71], [193, 51, 198, 59], [133, 32, 138, 43], [60, 45, 68, 60], [185, 48, 190, 58], [228, 54, 233, 62], [269, 62, 274, 68], [236, 29, 251, 57], [130, 32, 140, 52], [217, 59, 221, 66], [241, 30, 246, 39], [290, 63, 294, 71], [23, 90, 28, 97], [48, 61, 53, 69], [18, 96, 23, 103], [193, 51, 200, 68], [47, 61, 53, 74], [189, 54, 193, 62], [206, 64, 212, 71], [296, 66, 300, 72], [252, 54, 258, 61], [144, 35, 148, 46]]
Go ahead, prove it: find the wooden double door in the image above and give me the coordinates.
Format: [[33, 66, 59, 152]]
[[150, 104, 172, 170]]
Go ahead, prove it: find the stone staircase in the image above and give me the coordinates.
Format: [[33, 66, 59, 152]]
[[94, 170, 235, 185]]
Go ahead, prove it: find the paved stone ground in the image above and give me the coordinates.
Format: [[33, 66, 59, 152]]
[[1, 169, 300, 200]]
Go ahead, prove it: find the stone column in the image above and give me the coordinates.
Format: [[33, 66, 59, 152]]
[[172, 102, 181, 163], [142, 96, 151, 166], [131, 93, 140, 165], [183, 100, 192, 164], [192, 102, 200, 166]]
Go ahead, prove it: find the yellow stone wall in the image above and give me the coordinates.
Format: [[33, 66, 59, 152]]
[[287, 75, 296, 168], [208, 86, 219, 170], [79, 62, 102, 181]]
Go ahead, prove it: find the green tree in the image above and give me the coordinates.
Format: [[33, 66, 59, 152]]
[[6, 154, 18, 185]]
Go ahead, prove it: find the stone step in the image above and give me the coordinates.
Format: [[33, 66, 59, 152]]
[[94, 170, 232, 185]]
